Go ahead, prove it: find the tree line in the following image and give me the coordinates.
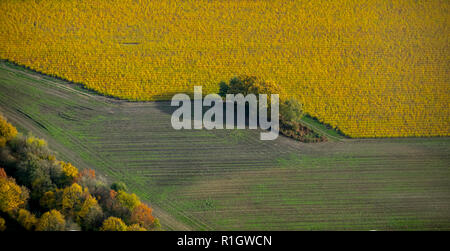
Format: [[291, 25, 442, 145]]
[[0, 115, 160, 231]]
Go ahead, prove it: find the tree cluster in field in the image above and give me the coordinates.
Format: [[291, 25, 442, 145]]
[[0, 115, 160, 231], [2, 0, 448, 138], [219, 75, 326, 143]]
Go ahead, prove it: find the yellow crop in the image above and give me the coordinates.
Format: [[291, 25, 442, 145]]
[[0, 0, 448, 137]]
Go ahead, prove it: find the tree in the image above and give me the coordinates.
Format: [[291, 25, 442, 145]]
[[131, 203, 155, 229], [280, 98, 304, 123], [40, 190, 57, 210], [60, 161, 78, 183], [218, 81, 229, 97], [227, 75, 258, 96], [224, 75, 283, 109], [16, 209, 37, 231], [77, 195, 103, 230], [0, 115, 18, 147], [36, 210, 66, 231], [101, 189, 132, 222], [75, 169, 97, 188], [116, 190, 140, 211], [25, 135, 47, 148], [248, 79, 283, 97], [110, 181, 127, 192], [26, 163, 56, 200], [0, 175, 29, 212], [100, 217, 127, 231], [62, 183, 86, 216], [226, 75, 283, 96], [152, 218, 161, 230], [77, 169, 96, 180], [12, 143, 64, 200]]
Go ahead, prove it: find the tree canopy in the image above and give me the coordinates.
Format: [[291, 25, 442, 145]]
[[0, 116, 160, 231]]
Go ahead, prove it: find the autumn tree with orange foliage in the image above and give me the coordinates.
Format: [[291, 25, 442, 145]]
[[131, 203, 155, 230], [0, 116, 160, 231]]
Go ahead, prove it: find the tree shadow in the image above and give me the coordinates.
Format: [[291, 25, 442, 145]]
[[151, 92, 257, 129]]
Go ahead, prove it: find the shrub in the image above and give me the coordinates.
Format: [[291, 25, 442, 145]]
[[280, 98, 304, 123], [0, 115, 17, 147], [131, 203, 155, 230], [100, 216, 127, 231], [60, 161, 78, 184], [116, 190, 140, 211], [36, 210, 66, 231], [77, 195, 103, 230], [16, 209, 38, 231], [110, 181, 127, 192], [127, 223, 147, 231]]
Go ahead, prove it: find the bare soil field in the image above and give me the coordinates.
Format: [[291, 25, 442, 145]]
[[0, 61, 449, 230]]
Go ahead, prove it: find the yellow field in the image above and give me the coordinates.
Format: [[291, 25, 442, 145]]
[[0, 0, 448, 137]]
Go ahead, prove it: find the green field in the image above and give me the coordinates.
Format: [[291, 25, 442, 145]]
[[0, 60, 449, 230]]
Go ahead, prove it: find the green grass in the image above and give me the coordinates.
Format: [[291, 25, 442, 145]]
[[300, 115, 347, 140], [1, 60, 449, 230]]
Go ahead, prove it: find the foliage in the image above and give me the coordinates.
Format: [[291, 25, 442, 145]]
[[116, 190, 140, 211], [78, 169, 96, 180], [4, 135, 67, 200], [26, 136, 47, 148], [218, 81, 229, 98], [223, 76, 324, 142], [131, 203, 155, 229], [280, 120, 326, 143], [111, 181, 127, 192], [227, 76, 258, 96], [280, 98, 304, 123], [40, 191, 59, 210], [36, 210, 66, 231], [127, 223, 147, 231], [16, 209, 38, 231], [75, 169, 100, 192], [248, 79, 283, 100], [152, 218, 161, 230], [0, 116, 160, 231], [0, 173, 29, 212], [1, 0, 448, 137], [0, 115, 17, 147], [100, 216, 127, 231], [60, 161, 78, 183], [225, 75, 283, 110], [77, 195, 103, 230], [62, 183, 86, 215]]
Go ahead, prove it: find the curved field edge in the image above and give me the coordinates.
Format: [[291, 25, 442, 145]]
[[1, 0, 449, 138], [0, 62, 449, 230], [2, 59, 345, 142]]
